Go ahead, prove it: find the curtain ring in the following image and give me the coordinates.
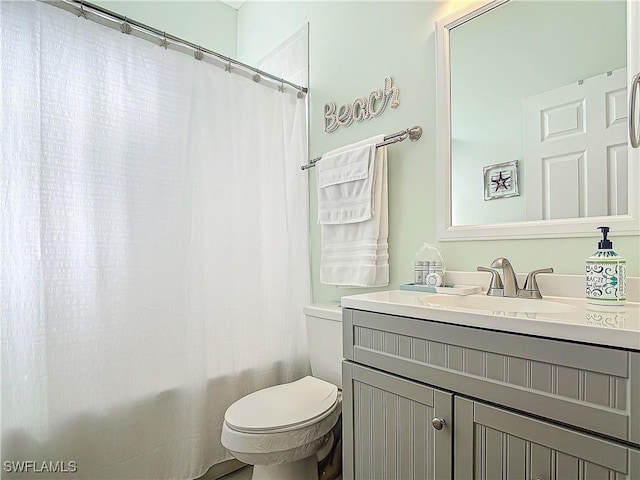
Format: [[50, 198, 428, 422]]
[[120, 17, 132, 34], [225, 61, 233, 73], [77, 1, 88, 19], [159, 31, 169, 49], [278, 81, 285, 93], [253, 73, 262, 83], [194, 47, 204, 61], [297, 89, 305, 99]]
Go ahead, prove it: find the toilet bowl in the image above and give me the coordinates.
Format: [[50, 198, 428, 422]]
[[221, 305, 342, 480]]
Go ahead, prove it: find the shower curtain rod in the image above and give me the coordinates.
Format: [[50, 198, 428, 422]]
[[45, 0, 308, 96], [300, 126, 423, 170]]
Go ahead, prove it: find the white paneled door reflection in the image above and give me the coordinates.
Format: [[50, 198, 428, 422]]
[[524, 68, 628, 220]]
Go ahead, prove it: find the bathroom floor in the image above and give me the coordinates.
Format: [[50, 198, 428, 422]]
[[219, 466, 253, 479], [218, 465, 343, 480]]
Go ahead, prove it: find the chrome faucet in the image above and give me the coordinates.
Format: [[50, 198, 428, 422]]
[[477, 258, 553, 299], [476, 266, 503, 296], [490, 258, 518, 297], [519, 268, 554, 299]]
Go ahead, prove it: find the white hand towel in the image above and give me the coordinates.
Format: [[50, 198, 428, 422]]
[[316, 136, 382, 225], [319, 136, 389, 287]]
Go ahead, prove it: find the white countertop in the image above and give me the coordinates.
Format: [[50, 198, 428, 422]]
[[340, 290, 640, 351]]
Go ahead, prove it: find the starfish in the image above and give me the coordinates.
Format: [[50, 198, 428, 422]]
[[492, 171, 511, 192]]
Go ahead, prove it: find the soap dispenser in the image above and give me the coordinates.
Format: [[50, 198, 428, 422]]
[[586, 227, 626, 306]]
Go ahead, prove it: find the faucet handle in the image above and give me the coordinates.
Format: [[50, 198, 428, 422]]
[[520, 268, 554, 299], [477, 266, 504, 296]]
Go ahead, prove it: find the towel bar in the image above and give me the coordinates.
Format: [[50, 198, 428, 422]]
[[300, 126, 422, 171]]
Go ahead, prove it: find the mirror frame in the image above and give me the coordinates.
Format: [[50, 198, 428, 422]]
[[435, 0, 640, 241]]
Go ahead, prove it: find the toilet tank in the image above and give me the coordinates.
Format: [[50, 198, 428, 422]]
[[303, 304, 342, 389]]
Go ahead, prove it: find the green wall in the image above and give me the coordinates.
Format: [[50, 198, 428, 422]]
[[92, 0, 238, 58], [237, 1, 639, 304]]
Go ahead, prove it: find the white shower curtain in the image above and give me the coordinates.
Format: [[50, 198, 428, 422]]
[[0, 2, 310, 479]]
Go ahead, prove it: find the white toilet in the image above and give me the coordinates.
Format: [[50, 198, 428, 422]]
[[221, 304, 343, 480]]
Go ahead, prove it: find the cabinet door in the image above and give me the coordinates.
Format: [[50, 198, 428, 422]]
[[342, 362, 453, 480], [455, 397, 640, 480]]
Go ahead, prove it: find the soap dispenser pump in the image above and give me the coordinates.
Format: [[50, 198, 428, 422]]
[[586, 226, 626, 306]]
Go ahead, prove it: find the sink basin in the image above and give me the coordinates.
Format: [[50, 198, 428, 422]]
[[422, 294, 576, 314]]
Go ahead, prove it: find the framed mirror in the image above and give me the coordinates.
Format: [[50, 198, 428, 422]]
[[436, 0, 640, 240]]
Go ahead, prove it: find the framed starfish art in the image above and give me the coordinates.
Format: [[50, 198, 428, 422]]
[[483, 160, 519, 200]]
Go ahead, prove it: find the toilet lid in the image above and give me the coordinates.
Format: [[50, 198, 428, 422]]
[[224, 376, 338, 433]]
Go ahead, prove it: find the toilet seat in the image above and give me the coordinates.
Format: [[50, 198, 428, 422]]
[[221, 396, 342, 460], [224, 376, 338, 434]]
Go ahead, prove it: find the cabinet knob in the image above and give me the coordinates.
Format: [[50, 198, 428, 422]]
[[431, 418, 446, 430]]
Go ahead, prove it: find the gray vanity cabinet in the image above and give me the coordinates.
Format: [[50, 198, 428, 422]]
[[342, 362, 453, 480], [342, 308, 640, 480], [456, 398, 639, 480]]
